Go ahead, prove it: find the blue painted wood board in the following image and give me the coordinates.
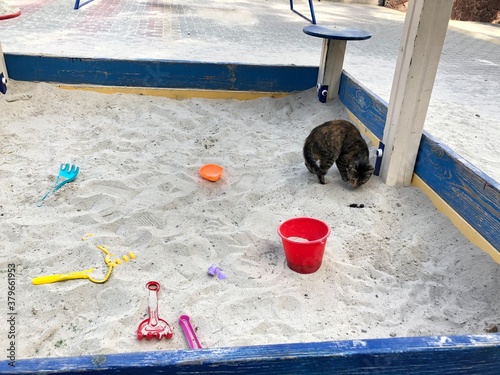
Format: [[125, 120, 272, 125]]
[[415, 133, 500, 249], [339, 72, 387, 140], [4, 54, 318, 93], [2, 334, 500, 374], [339, 71, 500, 253]]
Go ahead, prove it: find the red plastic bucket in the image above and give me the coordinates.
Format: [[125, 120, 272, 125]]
[[277, 217, 331, 274]]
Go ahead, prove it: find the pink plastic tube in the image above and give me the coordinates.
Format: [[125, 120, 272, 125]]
[[179, 315, 202, 349]]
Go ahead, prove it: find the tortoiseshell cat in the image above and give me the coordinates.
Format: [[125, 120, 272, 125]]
[[303, 120, 374, 187]]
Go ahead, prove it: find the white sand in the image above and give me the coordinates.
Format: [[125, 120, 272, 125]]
[[0, 3, 19, 15], [1, 81, 499, 359]]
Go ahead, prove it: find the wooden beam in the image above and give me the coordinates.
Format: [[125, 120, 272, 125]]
[[318, 39, 347, 100], [380, 0, 454, 186]]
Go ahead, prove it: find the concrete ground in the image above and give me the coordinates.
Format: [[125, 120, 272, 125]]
[[0, 0, 499, 180]]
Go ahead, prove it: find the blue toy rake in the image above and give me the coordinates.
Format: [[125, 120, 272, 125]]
[[37, 163, 80, 207]]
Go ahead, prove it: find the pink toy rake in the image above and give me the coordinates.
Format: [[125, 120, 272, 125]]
[[137, 281, 173, 340]]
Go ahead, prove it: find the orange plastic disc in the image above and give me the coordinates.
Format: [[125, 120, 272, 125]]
[[199, 164, 224, 182]]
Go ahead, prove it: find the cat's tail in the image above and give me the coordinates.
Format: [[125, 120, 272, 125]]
[[303, 147, 325, 184]]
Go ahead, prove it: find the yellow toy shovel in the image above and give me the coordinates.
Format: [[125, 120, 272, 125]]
[[32, 268, 96, 285], [32, 245, 134, 285]]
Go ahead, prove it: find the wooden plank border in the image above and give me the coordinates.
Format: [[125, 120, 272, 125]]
[[4, 54, 318, 93], [2, 334, 500, 374], [340, 71, 500, 258]]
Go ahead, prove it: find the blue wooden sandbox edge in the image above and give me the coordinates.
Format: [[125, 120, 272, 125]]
[[339, 72, 500, 254], [3, 54, 318, 93], [2, 334, 500, 374]]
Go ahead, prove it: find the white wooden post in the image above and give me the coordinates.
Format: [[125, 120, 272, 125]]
[[318, 39, 347, 101], [380, 0, 454, 186]]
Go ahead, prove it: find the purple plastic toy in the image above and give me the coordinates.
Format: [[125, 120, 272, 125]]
[[208, 264, 226, 280]]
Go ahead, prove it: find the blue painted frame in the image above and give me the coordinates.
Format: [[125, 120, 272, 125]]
[[4, 54, 318, 93], [339, 72, 500, 253], [2, 334, 500, 374]]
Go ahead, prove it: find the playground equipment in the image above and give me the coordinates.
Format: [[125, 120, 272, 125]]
[[74, 0, 95, 10], [0, 4, 21, 21], [303, 25, 371, 102], [290, 0, 316, 24]]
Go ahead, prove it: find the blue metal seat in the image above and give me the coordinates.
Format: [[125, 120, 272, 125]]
[[303, 25, 372, 102]]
